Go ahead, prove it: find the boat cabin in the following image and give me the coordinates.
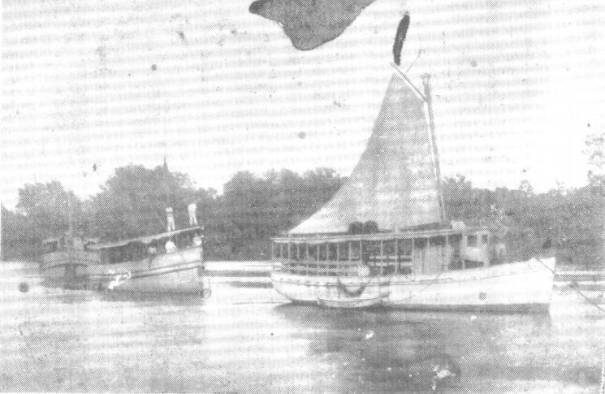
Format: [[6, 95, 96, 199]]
[[87, 226, 203, 265], [272, 226, 505, 277]]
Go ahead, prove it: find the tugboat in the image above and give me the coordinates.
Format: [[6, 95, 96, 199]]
[[40, 207, 209, 295], [270, 19, 555, 312]]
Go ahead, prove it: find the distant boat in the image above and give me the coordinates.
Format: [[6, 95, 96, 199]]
[[270, 28, 555, 312], [40, 226, 208, 294]]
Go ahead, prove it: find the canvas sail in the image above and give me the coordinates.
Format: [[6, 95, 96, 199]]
[[289, 66, 443, 235]]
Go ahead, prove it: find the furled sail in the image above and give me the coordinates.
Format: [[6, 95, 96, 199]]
[[289, 65, 443, 235]]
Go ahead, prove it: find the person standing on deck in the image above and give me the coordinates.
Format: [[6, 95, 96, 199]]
[[165, 238, 176, 253], [166, 207, 175, 232], [188, 202, 198, 226]]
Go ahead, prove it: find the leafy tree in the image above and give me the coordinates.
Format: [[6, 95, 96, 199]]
[[2, 163, 602, 267], [88, 164, 211, 241]]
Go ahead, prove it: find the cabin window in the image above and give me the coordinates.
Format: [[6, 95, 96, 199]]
[[43, 241, 58, 253], [398, 239, 413, 257], [299, 244, 307, 260], [309, 245, 318, 261], [448, 234, 461, 246], [336, 242, 347, 261], [481, 234, 489, 244], [328, 243, 337, 261], [319, 244, 327, 261], [176, 233, 190, 249], [467, 235, 477, 247], [465, 260, 483, 269], [363, 241, 380, 264], [448, 259, 463, 270], [414, 238, 427, 249], [430, 236, 445, 246], [384, 240, 395, 256], [350, 241, 360, 261]]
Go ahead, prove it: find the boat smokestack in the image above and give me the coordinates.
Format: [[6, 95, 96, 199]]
[[393, 11, 410, 66]]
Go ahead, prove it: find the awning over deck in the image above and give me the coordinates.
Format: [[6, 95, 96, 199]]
[[289, 66, 442, 235], [88, 226, 201, 250]]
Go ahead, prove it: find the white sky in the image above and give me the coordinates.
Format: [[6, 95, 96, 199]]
[[2, 0, 604, 208]]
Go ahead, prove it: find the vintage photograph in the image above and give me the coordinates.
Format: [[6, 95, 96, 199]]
[[1, 0, 604, 392]]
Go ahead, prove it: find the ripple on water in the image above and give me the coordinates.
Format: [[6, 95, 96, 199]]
[[0, 261, 603, 392]]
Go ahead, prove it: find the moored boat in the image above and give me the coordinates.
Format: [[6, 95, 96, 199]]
[[40, 226, 207, 294], [270, 19, 555, 312]]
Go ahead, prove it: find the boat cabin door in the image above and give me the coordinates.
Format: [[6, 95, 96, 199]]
[[461, 230, 491, 268]]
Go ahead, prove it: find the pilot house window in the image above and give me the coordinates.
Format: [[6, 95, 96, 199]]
[[467, 235, 477, 247]]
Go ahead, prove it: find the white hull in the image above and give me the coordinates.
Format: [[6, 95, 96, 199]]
[[272, 257, 556, 312], [41, 247, 203, 294]]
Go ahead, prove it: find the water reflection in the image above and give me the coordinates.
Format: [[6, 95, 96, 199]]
[[274, 305, 465, 391], [273, 304, 602, 392]]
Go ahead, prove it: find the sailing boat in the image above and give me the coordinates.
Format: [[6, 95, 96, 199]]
[[270, 22, 555, 312]]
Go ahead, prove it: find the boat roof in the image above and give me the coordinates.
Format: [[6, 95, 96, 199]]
[[88, 226, 201, 250], [274, 226, 490, 244]]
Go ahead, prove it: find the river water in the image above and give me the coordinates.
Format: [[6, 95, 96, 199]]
[[0, 261, 603, 393]]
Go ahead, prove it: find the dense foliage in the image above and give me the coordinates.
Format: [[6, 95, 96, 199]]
[[2, 163, 603, 268]]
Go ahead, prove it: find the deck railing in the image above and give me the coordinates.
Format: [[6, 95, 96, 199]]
[[275, 257, 413, 277]]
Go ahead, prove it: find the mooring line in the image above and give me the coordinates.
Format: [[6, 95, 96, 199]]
[[535, 257, 605, 315]]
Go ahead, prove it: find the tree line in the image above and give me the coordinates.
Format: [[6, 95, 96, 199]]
[[1, 162, 603, 268]]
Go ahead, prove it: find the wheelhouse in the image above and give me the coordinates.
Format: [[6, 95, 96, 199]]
[[272, 227, 504, 277]]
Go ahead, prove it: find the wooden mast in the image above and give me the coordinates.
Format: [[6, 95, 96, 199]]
[[422, 74, 446, 224]]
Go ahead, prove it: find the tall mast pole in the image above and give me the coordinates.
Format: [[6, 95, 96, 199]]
[[0, 200, 3, 261], [422, 74, 446, 223]]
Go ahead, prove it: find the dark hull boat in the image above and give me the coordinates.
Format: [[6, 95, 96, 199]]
[[41, 227, 207, 294]]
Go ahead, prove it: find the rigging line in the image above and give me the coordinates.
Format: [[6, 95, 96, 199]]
[[535, 257, 605, 315], [405, 49, 422, 74], [414, 269, 446, 294]]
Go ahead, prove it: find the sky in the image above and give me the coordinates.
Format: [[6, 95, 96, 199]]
[[2, 0, 604, 208]]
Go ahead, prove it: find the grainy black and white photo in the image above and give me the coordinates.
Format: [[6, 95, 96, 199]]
[[1, 0, 605, 392]]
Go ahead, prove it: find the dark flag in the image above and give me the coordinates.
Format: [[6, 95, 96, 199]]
[[393, 12, 410, 65]]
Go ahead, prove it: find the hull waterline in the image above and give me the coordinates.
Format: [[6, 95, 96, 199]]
[[41, 247, 204, 294], [272, 257, 556, 313]]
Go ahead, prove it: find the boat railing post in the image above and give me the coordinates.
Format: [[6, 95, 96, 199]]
[[394, 238, 398, 274], [297, 243, 301, 266], [305, 243, 310, 275], [444, 235, 450, 271], [348, 241, 352, 276], [336, 242, 340, 276], [380, 240, 384, 275], [411, 237, 416, 274], [360, 240, 363, 265], [316, 244, 320, 275], [324, 243, 329, 276]]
